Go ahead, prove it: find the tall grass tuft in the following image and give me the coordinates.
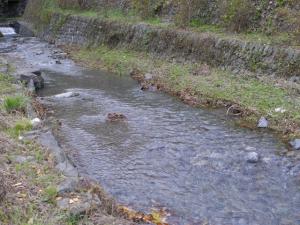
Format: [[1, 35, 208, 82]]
[[3, 95, 28, 113], [8, 119, 33, 138]]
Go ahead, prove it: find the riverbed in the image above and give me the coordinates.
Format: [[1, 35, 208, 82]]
[[1, 35, 300, 225]]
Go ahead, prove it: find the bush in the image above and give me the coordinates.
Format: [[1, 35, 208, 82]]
[[221, 0, 257, 32], [131, 0, 166, 19], [3, 95, 28, 113]]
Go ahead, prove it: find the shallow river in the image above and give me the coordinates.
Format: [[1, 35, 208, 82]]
[[1, 36, 300, 225]]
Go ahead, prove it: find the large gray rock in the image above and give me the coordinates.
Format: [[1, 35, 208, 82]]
[[19, 71, 44, 90]]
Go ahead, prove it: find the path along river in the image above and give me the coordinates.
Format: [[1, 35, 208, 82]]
[[1, 34, 300, 225]]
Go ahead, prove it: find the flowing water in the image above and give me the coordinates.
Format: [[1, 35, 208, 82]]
[[1, 35, 300, 225], [0, 27, 16, 36]]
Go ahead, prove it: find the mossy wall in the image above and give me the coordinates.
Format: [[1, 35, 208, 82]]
[[27, 12, 300, 77]]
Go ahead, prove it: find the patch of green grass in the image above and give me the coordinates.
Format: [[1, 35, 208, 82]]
[[3, 95, 28, 113], [8, 118, 32, 138], [0, 73, 14, 94], [66, 214, 82, 225], [42, 186, 58, 204]]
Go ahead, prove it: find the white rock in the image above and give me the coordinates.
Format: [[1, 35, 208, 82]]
[[258, 117, 268, 128], [54, 92, 79, 98], [18, 136, 24, 141], [144, 73, 154, 81], [246, 152, 260, 163], [31, 118, 41, 127], [275, 107, 286, 113]]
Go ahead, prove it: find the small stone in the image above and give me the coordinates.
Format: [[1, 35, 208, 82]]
[[31, 118, 41, 127], [258, 117, 268, 128], [274, 107, 286, 113], [289, 139, 300, 150], [14, 155, 34, 163], [57, 178, 78, 195], [289, 76, 300, 83], [144, 73, 153, 81], [55, 60, 62, 64], [57, 198, 70, 210], [246, 152, 260, 163]]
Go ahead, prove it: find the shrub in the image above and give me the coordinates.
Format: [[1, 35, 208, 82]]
[[174, 0, 210, 28], [3, 95, 28, 113], [131, 0, 166, 19], [221, 0, 257, 32]]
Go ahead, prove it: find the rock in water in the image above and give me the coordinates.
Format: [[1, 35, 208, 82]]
[[107, 113, 127, 122], [246, 152, 260, 163], [289, 139, 300, 150], [54, 92, 80, 98], [19, 71, 44, 90], [258, 117, 268, 128]]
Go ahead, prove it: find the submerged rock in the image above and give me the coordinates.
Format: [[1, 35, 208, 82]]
[[107, 113, 127, 122], [246, 152, 260, 163], [54, 92, 80, 98], [289, 139, 300, 150], [257, 117, 268, 128]]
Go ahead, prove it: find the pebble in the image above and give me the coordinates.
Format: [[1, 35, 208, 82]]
[[246, 152, 260, 163], [31, 118, 41, 127], [257, 117, 268, 128]]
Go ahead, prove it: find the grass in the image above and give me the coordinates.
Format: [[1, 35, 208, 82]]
[[3, 95, 28, 113], [7, 118, 33, 138], [42, 186, 58, 204], [0, 65, 68, 225], [68, 44, 300, 138]]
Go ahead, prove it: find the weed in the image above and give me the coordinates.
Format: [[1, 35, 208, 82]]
[[42, 186, 58, 204], [3, 95, 28, 113], [8, 118, 32, 138]]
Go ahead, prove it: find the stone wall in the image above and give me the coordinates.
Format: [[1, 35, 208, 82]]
[[36, 13, 300, 77]]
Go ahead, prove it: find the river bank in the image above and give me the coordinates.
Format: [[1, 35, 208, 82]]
[[0, 36, 145, 225]]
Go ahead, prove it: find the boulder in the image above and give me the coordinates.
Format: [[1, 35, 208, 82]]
[[19, 71, 44, 90]]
